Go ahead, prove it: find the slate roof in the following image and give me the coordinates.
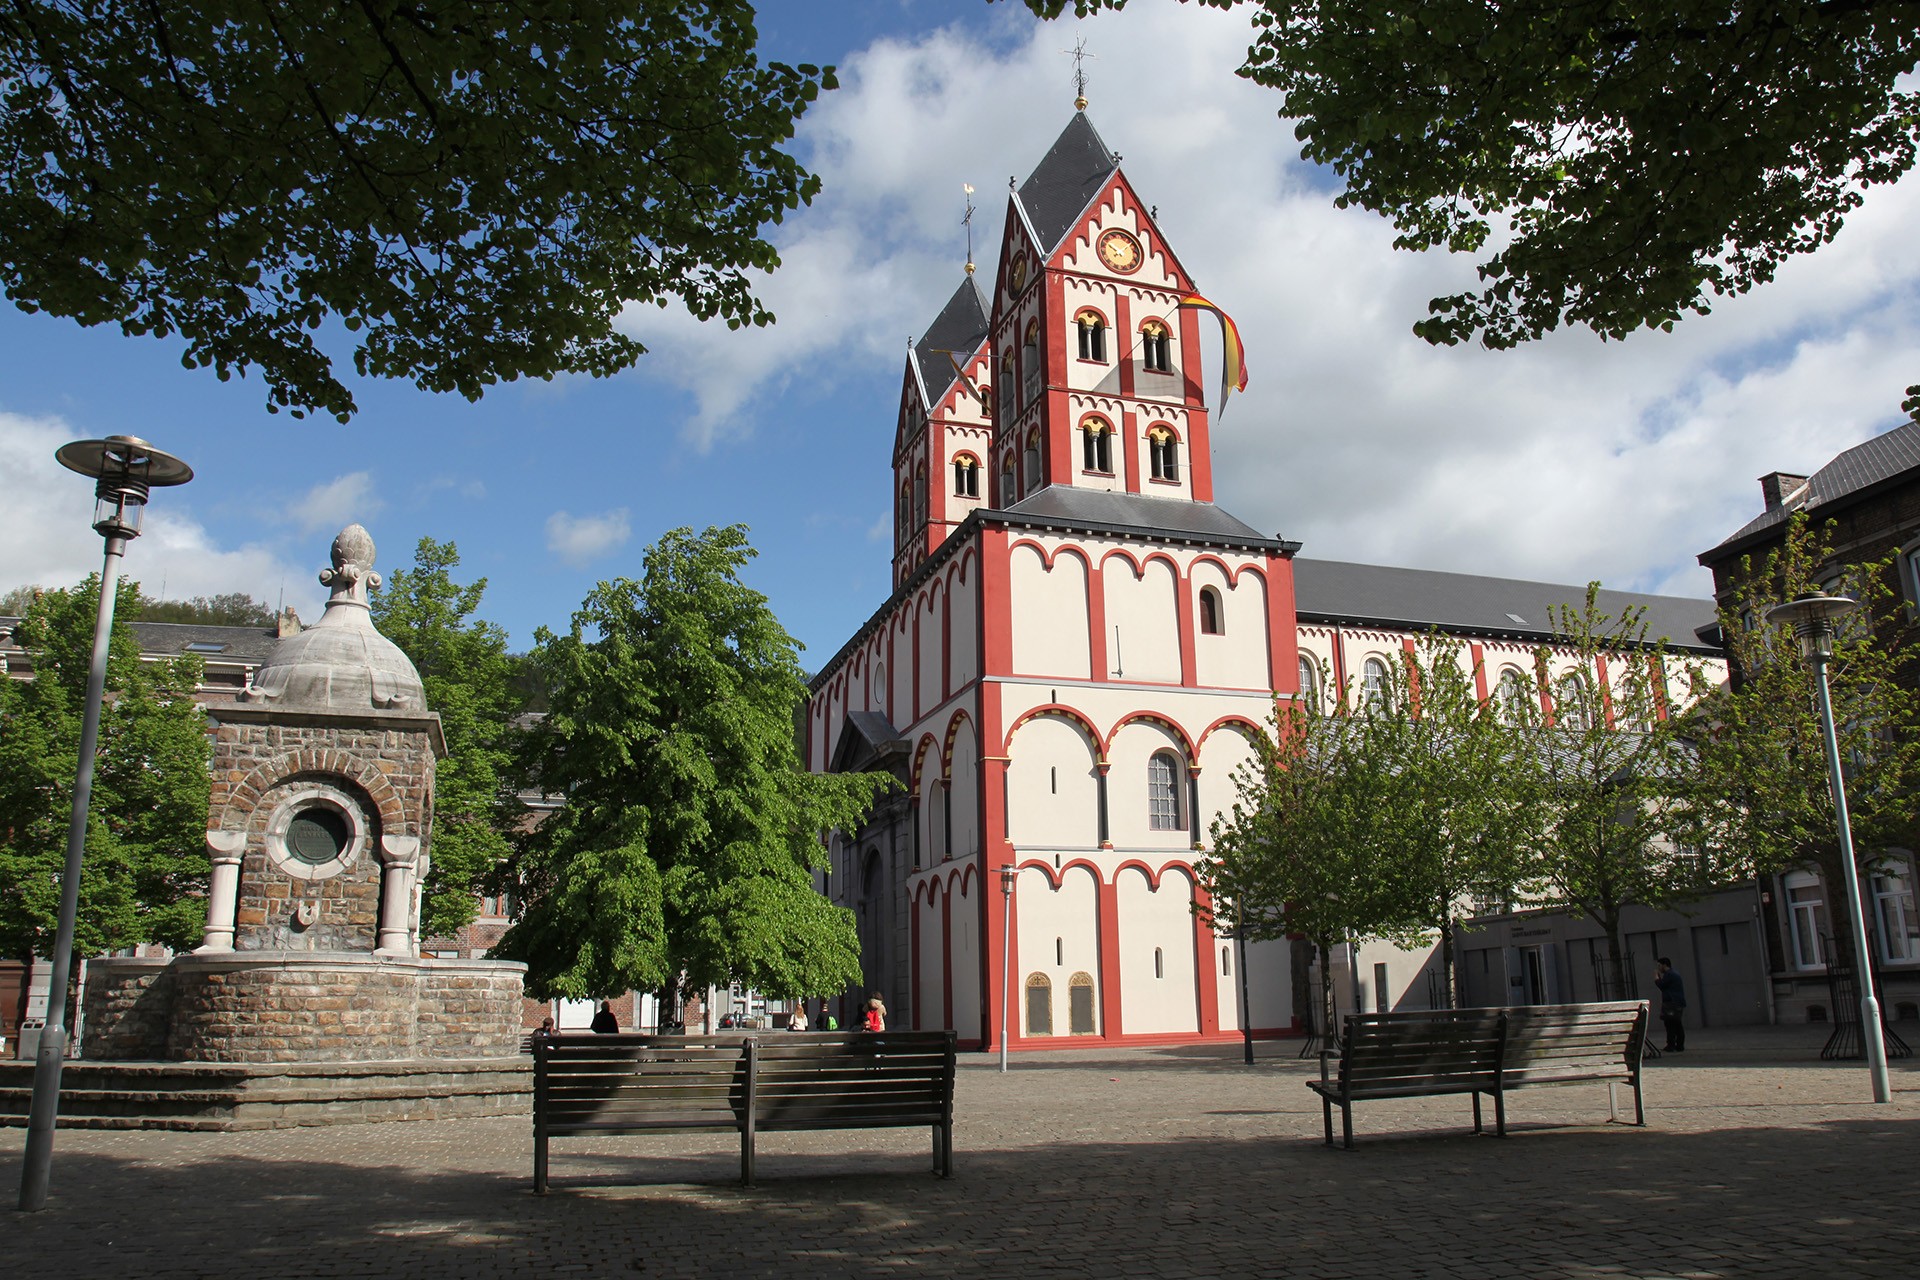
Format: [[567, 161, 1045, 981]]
[[914, 276, 990, 407], [996, 487, 1296, 551], [1702, 421, 1920, 561], [1017, 112, 1120, 254], [1291, 559, 1721, 652], [0, 616, 280, 661]]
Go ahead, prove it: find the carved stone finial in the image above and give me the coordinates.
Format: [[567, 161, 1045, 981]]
[[318, 524, 381, 607]]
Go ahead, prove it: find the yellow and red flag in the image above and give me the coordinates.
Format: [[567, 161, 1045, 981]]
[[1178, 294, 1248, 415]]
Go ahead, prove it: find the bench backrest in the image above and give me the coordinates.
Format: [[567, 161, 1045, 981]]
[[1500, 1001, 1647, 1084], [751, 1032, 957, 1130], [535, 1035, 748, 1134], [1337, 1009, 1507, 1094]]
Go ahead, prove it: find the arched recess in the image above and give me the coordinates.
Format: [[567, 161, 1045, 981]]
[[1102, 554, 1179, 682], [946, 715, 980, 863], [948, 557, 979, 689], [1116, 863, 1199, 1035], [1191, 562, 1268, 690], [1106, 716, 1192, 850], [1014, 862, 1101, 1038], [917, 582, 944, 713], [948, 868, 982, 1040], [1005, 712, 1101, 849], [1197, 720, 1261, 842], [1011, 542, 1091, 678], [916, 875, 946, 1030]]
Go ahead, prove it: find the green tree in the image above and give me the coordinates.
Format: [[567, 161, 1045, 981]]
[[132, 592, 276, 627], [495, 525, 893, 1004], [2, 585, 46, 615], [0, 578, 212, 970], [1675, 517, 1920, 975], [1021, 0, 1920, 421], [1, 3, 835, 421], [369, 537, 522, 938], [1515, 588, 1728, 994]]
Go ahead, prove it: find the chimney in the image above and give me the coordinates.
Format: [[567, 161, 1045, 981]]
[[1758, 472, 1808, 512], [276, 606, 303, 639]]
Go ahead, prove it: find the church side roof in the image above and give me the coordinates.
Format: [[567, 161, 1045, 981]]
[[914, 276, 990, 407], [1016, 112, 1121, 254], [1700, 421, 1920, 562], [1292, 559, 1721, 652], [998, 487, 1294, 550]]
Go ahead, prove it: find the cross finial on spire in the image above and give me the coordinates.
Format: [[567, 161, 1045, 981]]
[[962, 183, 976, 274], [1062, 37, 1095, 110]]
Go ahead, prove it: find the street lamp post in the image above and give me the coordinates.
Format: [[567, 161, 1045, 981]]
[[18, 436, 193, 1212], [1765, 590, 1892, 1104], [998, 865, 1018, 1072], [1235, 908, 1253, 1065]]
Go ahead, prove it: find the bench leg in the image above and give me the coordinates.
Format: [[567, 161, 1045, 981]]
[[1493, 1088, 1507, 1138], [740, 1127, 756, 1188], [934, 1123, 953, 1178], [1341, 1102, 1354, 1151], [534, 1130, 549, 1195], [1608, 1082, 1619, 1123], [1321, 1094, 1334, 1147], [1634, 1075, 1646, 1127], [1472, 1092, 1483, 1135]]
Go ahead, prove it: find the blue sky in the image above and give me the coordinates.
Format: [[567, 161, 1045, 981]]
[[4, 1, 1916, 663]]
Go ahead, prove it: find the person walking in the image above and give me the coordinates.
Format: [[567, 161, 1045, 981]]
[[590, 1000, 620, 1034], [531, 1016, 557, 1044], [1654, 958, 1687, 1052], [820, 1000, 839, 1031], [787, 1003, 809, 1032], [864, 992, 887, 1032]]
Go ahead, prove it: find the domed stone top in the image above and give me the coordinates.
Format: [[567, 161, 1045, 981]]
[[241, 525, 425, 713]]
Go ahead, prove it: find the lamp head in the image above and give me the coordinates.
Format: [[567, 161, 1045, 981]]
[[998, 865, 1019, 895], [1764, 591, 1858, 662], [55, 435, 193, 540]]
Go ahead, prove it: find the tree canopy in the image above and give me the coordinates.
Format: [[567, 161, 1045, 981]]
[[1, 2, 834, 420], [0, 577, 211, 963], [495, 525, 892, 1003], [1022, 0, 1920, 418], [132, 592, 276, 627], [369, 537, 522, 938]]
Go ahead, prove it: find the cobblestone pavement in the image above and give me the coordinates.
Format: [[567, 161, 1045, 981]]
[[4, 1028, 1917, 1279]]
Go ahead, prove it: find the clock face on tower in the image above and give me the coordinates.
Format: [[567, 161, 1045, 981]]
[[1097, 229, 1143, 274], [1009, 254, 1029, 294]]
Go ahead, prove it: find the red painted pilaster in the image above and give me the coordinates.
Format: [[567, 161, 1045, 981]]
[[1192, 881, 1221, 1037], [1088, 549, 1110, 681], [1177, 566, 1198, 686], [1116, 294, 1135, 399], [1266, 554, 1299, 695], [1097, 872, 1123, 1039], [979, 528, 1013, 677], [1470, 642, 1489, 704]]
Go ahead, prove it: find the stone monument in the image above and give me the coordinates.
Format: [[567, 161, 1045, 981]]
[[66, 527, 530, 1124]]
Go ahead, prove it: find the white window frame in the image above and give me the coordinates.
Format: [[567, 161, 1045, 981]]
[[1784, 871, 1828, 970], [1147, 752, 1182, 831], [1872, 856, 1919, 965]]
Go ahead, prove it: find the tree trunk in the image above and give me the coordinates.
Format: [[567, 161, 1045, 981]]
[[1318, 939, 1337, 1045], [1597, 920, 1630, 1000], [1438, 912, 1457, 1011]]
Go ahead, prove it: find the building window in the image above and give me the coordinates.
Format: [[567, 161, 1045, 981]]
[[1080, 415, 1113, 473], [1022, 321, 1042, 405], [1148, 426, 1180, 481], [1222, 946, 1232, 977], [1903, 542, 1920, 614], [1786, 872, 1829, 969], [1076, 309, 1108, 362], [481, 892, 513, 918], [1026, 972, 1053, 1035], [1000, 457, 1017, 506], [1555, 673, 1590, 730], [1154, 947, 1165, 979], [977, 385, 992, 419], [1362, 657, 1390, 711], [1148, 751, 1182, 830], [1198, 586, 1223, 635], [999, 353, 1015, 418], [1023, 433, 1042, 490], [897, 485, 912, 542], [1873, 860, 1918, 964], [953, 455, 979, 498], [1496, 667, 1530, 724], [1297, 655, 1320, 708], [1141, 320, 1172, 373], [1068, 971, 1096, 1033], [914, 466, 927, 528]]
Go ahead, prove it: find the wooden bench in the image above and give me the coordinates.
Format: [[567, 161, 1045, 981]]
[[1307, 1000, 1648, 1149], [532, 1031, 956, 1192]]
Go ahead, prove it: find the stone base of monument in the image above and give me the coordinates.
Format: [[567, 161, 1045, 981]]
[[0, 1056, 531, 1130]]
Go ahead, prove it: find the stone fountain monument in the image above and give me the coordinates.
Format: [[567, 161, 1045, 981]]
[[64, 526, 530, 1126]]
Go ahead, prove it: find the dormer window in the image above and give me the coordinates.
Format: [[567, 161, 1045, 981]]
[[1075, 309, 1108, 362], [1079, 415, 1114, 474], [1141, 320, 1172, 374], [953, 455, 980, 498], [1148, 425, 1180, 482]]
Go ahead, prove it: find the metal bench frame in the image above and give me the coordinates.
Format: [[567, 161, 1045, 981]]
[[532, 1031, 957, 1192], [1308, 1001, 1648, 1149]]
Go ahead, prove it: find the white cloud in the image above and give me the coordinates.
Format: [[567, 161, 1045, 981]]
[[623, 2, 1919, 597], [0, 410, 319, 615], [291, 470, 382, 536], [545, 508, 632, 566]]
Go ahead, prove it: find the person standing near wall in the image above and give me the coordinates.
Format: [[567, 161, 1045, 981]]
[[1654, 958, 1687, 1052]]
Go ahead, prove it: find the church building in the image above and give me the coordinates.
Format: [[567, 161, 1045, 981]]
[[804, 111, 1721, 1049]]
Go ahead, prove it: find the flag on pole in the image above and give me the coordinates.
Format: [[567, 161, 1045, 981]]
[[1178, 294, 1248, 415], [941, 349, 987, 409]]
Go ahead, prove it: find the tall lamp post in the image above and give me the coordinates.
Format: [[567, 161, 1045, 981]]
[[998, 865, 1018, 1072], [1766, 590, 1892, 1104], [18, 436, 193, 1212]]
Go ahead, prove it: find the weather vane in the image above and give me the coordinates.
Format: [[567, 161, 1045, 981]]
[[963, 183, 976, 275], [1062, 36, 1095, 110]]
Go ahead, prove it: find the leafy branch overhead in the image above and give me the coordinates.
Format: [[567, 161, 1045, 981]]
[[1020, 1, 1920, 420], [0, 2, 835, 421]]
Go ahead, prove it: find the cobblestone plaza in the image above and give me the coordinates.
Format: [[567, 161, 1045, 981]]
[[5, 1028, 1916, 1279]]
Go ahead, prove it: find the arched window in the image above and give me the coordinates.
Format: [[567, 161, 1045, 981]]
[[1000, 456, 1017, 506], [1496, 667, 1530, 723], [1198, 586, 1223, 635], [1555, 673, 1590, 730], [1221, 946, 1232, 976], [897, 484, 913, 542], [1140, 319, 1172, 373], [1075, 309, 1108, 362], [952, 455, 979, 498], [1080, 415, 1113, 474], [1153, 947, 1165, 979], [1362, 657, 1390, 711], [978, 385, 992, 420], [913, 465, 927, 528], [1068, 971, 1096, 1034], [1148, 751, 1183, 830], [1023, 430, 1042, 489], [1148, 425, 1180, 481], [1297, 655, 1320, 707], [1022, 320, 1042, 405], [1025, 972, 1053, 1035], [998, 353, 1016, 418]]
